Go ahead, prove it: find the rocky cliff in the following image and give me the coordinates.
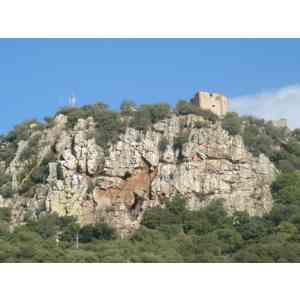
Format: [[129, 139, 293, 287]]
[[0, 112, 277, 236]]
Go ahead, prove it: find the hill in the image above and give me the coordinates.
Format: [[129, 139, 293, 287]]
[[0, 99, 300, 262]]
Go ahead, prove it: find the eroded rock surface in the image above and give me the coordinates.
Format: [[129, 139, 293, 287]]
[[0, 114, 277, 236]]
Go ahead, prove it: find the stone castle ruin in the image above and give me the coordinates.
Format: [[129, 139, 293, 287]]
[[191, 90, 229, 117], [271, 118, 288, 129], [190, 91, 289, 129]]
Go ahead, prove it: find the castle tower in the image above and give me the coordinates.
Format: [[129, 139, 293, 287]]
[[271, 118, 288, 128], [191, 90, 229, 117]]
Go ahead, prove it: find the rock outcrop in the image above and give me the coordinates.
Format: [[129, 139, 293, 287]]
[[0, 113, 277, 236]]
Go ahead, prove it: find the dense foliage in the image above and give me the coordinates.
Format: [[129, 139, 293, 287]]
[[221, 113, 300, 173], [1, 172, 300, 263], [129, 102, 172, 131], [0, 119, 43, 166], [55, 101, 173, 147]]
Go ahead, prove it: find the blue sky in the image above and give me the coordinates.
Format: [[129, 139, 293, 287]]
[[1, 38, 300, 133]]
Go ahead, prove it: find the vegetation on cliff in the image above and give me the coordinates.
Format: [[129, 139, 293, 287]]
[[1, 173, 300, 263], [221, 112, 300, 173], [0, 100, 300, 262]]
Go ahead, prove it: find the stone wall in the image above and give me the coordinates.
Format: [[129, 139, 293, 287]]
[[191, 90, 229, 117], [271, 118, 288, 128]]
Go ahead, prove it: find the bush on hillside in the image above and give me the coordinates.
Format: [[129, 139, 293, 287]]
[[79, 223, 115, 242], [4, 119, 43, 144], [272, 172, 300, 205], [0, 143, 17, 166], [0, 207, 11, 223], [0, 175, 13, 198], [130, 103, 172, 132], [175, 100, 218, 123], [222, 112, 242, 136], [175, 100, 198, 115], [120, 100, 137, 116]]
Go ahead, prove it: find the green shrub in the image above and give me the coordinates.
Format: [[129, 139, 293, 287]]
[[94, 111, 124, 149], [130, 103, 171, 131], [120, 100, 137, 116], [286, 141, 300, 157], [79, 223, 114, 242], [19, 133, 42, 161], [175, 100, 198, 115], [222, 112, 242, 135], [0, 173, 11, 187], [201, 199, 229, 228], [0, 143, 17, 166], [0, 175, 13, 198], [26, 213, 62, 239], [129, 108, 152, 131], [272, 172, 300, 205], [0, 207, 11, 222], [4, 119, 42, 144], [165, 194, 187, 215], [144, 103, 171, 124], [141, 207, 177, 230], [197, 109, 219, 123], [234, 217, 273, 241], [55, 106, 84, 129], [214, 228, 243, 253]]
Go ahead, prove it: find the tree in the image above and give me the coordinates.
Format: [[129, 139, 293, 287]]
[[166, 194, 186, 215], [214, 228, 243, 253], [235, 217, 272, 241], [79, 223, 114, 243], [0, 207, 11, 223], [276, 221, 298, 240], [222, 112, 242, 136], [201, 199, 228, 228], [267, 203, 295, 225], [26, 214, 61, 239], [272, 172, 300, 205], [141, 207, 177, 229], [0, 178, 13, 198], [176, 100, 197, 115], [129, 108, 152, 131], [130, 103, 171, 131], [120, 100, 137, 116], [145, 103, 171, 124]]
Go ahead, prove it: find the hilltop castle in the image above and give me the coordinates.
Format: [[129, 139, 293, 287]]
[[191, 90, 229, 117], [271, 118, 288, 129]]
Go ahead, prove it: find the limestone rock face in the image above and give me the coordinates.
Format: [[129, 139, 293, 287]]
[[0, 114, 277, 236], [151, 123, 276, 217]]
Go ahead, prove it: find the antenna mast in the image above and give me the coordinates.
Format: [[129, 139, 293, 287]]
[[69, 93, 76, 107]]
